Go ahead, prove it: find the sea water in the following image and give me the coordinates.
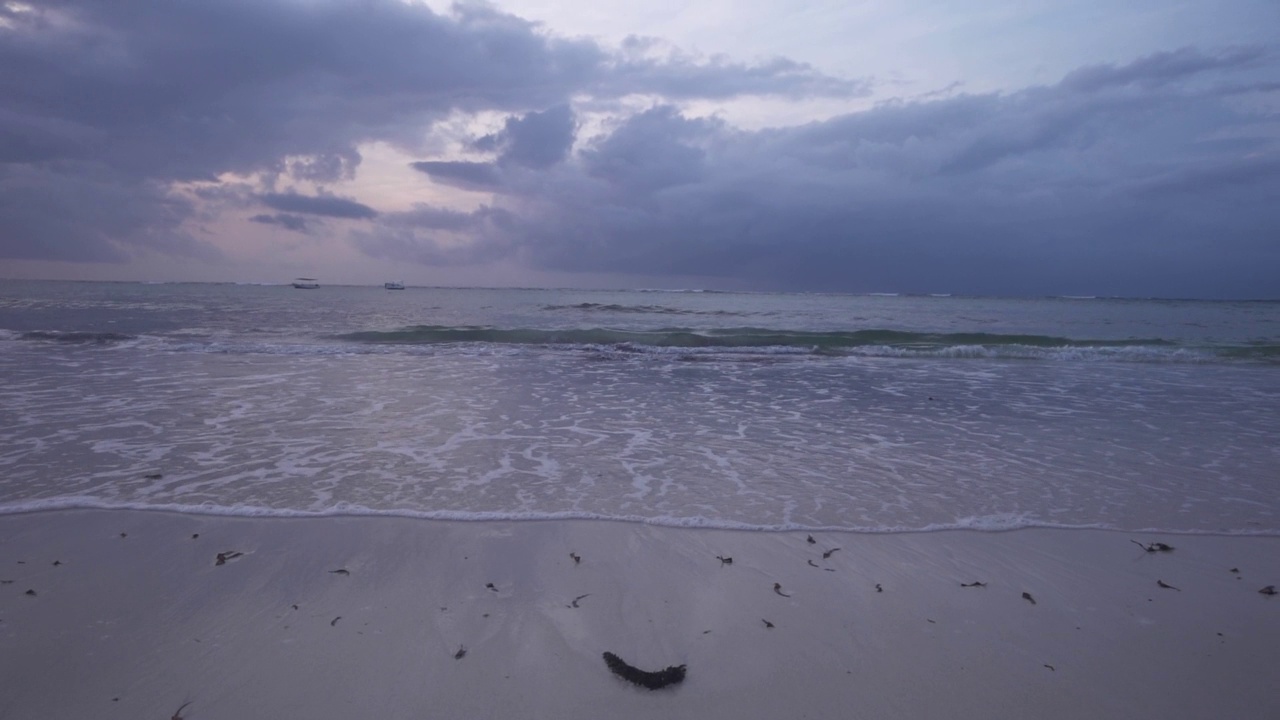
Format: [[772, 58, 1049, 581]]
[[1, 280, 1277, 534]]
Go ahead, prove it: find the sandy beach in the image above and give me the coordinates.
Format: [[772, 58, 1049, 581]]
[[0, 510, 1276, 719]]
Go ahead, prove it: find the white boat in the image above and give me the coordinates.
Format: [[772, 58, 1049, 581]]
[[292, 278, 320, 289], [383, 281, 405, 290]]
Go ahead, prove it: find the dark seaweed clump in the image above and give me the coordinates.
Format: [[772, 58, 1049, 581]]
[[602, 651, 686, 690]]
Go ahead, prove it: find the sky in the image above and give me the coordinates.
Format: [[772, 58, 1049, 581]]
[[1, 0, 1278, 297]]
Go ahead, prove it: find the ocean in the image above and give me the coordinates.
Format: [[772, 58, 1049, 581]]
[[1, 280, 1277, 535]]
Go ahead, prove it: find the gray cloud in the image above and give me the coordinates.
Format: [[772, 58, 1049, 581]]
[[371, 47, 1280, 298], [2, 2, 1274, 297], [258, 193, 377, 219], [1060, 46, 1264, 92], [1, 0, 854, 264], [250, 213, 312, 233], [0, 164, 209, 262], [474, 105, 578, 169], [409, 161, 504, 190]]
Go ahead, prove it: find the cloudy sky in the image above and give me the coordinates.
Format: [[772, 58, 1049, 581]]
[[1, 0, 1277, 297]]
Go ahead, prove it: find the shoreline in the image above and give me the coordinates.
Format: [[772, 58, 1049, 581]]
[[2, 509, 1277, 719], [4, 504, 1278, 538]]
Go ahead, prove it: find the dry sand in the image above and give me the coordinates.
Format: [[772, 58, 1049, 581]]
[[1, 509, 1277, 719]]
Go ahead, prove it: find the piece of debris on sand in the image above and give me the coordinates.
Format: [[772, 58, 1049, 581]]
[[1131, 540, 1174, 553], [214, 551, 243, 566], [602, 651, 687, 690]]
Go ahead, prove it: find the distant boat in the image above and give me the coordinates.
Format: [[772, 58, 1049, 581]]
[[383, 281, 405, 290], [292, 278, 320, 289]]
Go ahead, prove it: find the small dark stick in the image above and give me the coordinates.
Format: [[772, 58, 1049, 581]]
[[144, 473, 163, 480], [570, 594, 590, 608], [330, 616, 341, 626], [1022, 592, 1037, 605], [773, 582, 791, 598], [171, 701, 192, 719], [762, 619, 774, 628], [329, 568, 350, 576], [454, 645, 467, 660], [715, 555, 733, 566], [1157, 580, 1180, 591], [822, 548, 840, 559], [485, 582, 498, 592], [602, 651, 686, 690], [960, 581, 986, 588], [807, 560, 819, 568]]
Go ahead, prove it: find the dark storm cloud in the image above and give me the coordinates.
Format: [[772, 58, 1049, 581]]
[[473, 105, 578, 169], [369, 47, 1280, 298], [250, 213, 312, 233], [0, 164, 210, 262], [0, 0, 854, 264], [258, 192, 377, 219], [409, 161, 504, 190]]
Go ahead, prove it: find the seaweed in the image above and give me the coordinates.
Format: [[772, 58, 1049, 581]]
[[602, 651, 686, 690]]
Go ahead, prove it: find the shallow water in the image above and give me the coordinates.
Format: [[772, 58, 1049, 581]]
[[2, 281, 1277, 534]]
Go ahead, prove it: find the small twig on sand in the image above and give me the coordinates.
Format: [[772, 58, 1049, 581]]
[[1157, 580, 1181, 591], [171, 701, 192, 720], [1022, 592, 1037, 605], [773, 583, 791, 598], [214, 551, 243, 566], [602, 651, 686, 690]]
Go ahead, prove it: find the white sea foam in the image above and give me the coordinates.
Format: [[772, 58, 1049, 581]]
[[3, 283, 1277, 536], [4, 497, 1274, 537]]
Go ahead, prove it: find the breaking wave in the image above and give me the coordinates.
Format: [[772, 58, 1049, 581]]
[[332, 325, 1275, 363]]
